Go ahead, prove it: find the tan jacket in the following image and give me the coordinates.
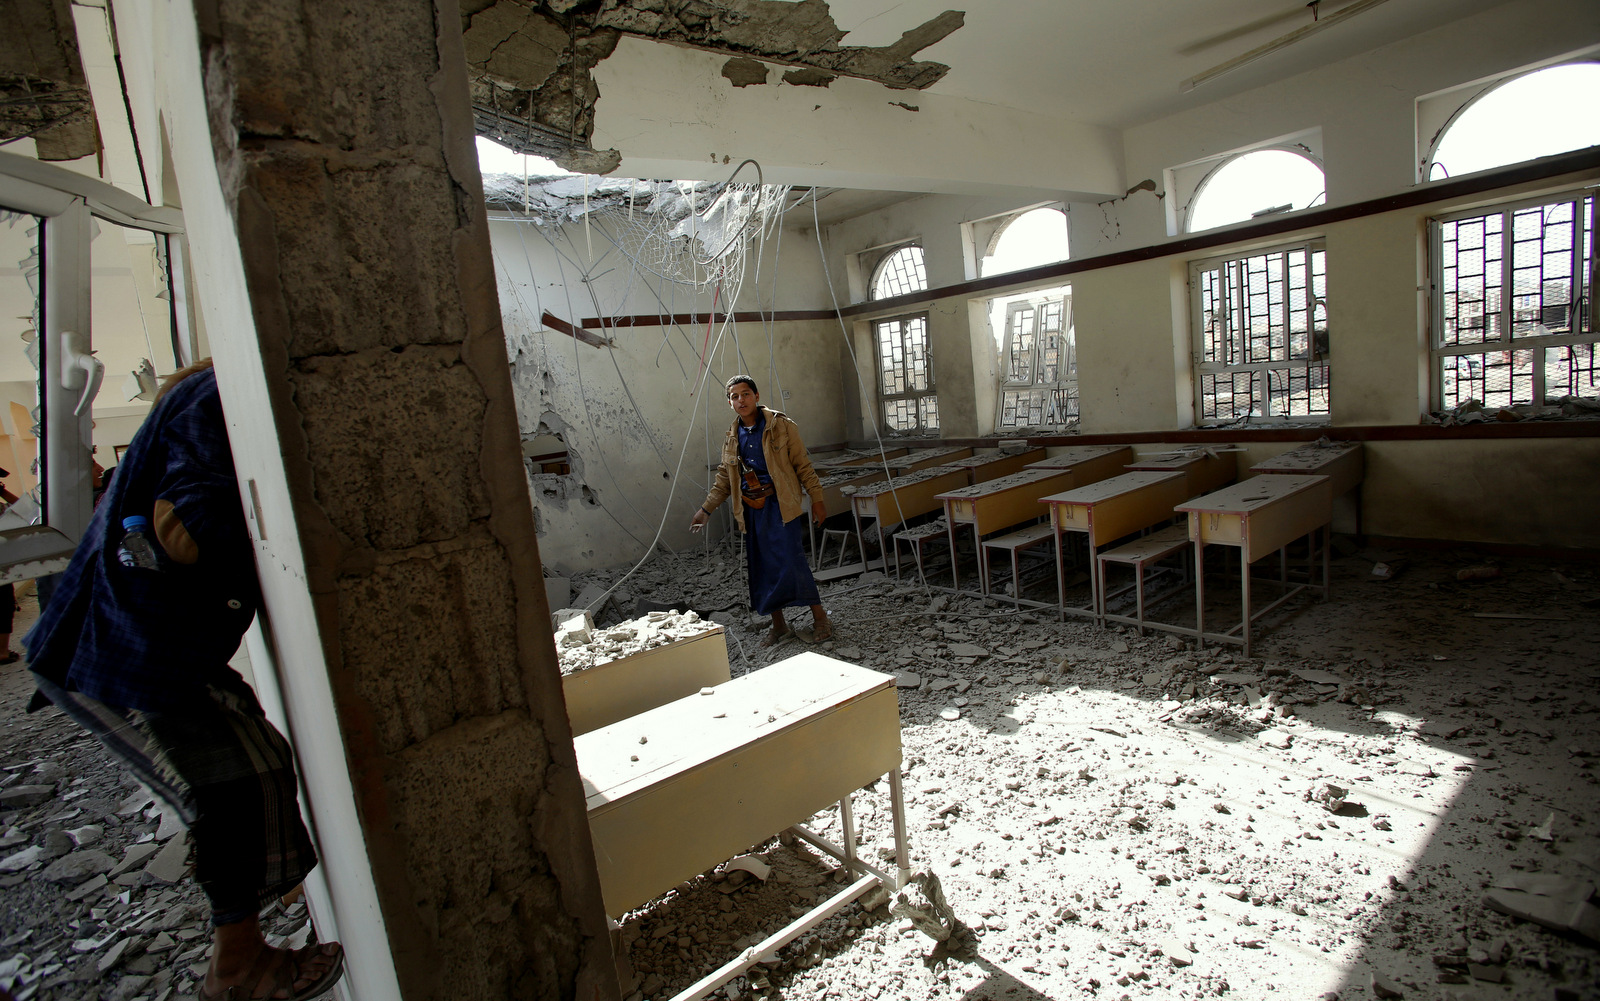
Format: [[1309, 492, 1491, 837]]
[[701, 406, 824, 533]]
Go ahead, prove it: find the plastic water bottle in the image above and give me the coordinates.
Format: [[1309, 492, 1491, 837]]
[[117, 516, 161, 570]]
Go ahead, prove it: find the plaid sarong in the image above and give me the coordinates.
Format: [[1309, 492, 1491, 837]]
[[32, 672, 316, 925]]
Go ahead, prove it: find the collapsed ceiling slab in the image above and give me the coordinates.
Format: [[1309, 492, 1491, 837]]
[[461, 0, 960, 173], [0, 0, 97, 161]]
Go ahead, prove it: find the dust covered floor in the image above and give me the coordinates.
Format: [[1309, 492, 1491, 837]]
[[580, 542, 1599, 1001], [2, 544, 1596, 1001]]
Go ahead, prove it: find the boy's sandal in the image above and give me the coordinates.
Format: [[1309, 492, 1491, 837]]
[[0, 652, 19, 665], [196, 942, 345, 1001]]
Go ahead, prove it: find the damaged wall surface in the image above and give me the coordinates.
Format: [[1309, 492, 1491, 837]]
[[0, 0, 97, 160], [460, 0, 960, 174], [487, 202, 848, 570]]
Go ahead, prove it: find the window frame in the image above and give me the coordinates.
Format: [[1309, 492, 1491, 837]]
[[0, 153, 187, 582], [1189, 238, 1330, 424], [1428, 188, 1598, 411], [869, 243, 928, 301], [873, 311, 938, 434], [995, 292, 1078, 430]]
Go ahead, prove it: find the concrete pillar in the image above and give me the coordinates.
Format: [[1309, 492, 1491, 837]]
[[196, 2, 616, 998]]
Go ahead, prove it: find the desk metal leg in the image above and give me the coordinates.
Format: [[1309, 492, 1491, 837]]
[[1194, 540, 1206, 650], [1241, 550, 1253, 658], [852, 509, 868, 576], [947, 518, 960, 592], [1055, 527, 1067, 622], [838, 794, 859, 872], [888, 768, 910, 888], [973, 524, 987, 594]]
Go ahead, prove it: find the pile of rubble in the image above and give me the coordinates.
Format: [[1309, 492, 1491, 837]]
[[554, 608, 720, 676]]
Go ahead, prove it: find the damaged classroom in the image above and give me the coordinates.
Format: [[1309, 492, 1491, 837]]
[[1, 1, 1599, 1001]]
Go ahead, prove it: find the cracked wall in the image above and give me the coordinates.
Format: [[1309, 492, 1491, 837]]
[[1, 0, 97, 159]]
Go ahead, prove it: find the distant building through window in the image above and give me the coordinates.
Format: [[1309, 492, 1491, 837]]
[[874, 313, 938, 433], [1430, 190, 1597, 411], [1190, 240, 1329, 422], [1426, 63, 1600, 180], [1186, 150, 1325, 233]]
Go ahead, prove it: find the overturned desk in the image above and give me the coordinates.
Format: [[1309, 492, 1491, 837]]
[[576, 653, 908, 1000], [1175, 474, 1332, 657], [1040, 471, 1190, 621]]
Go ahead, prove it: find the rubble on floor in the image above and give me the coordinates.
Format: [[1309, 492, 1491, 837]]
[[0, 598, 322, 1001], [556, 608, 717, 676], [581, 544, 1599, 1001]]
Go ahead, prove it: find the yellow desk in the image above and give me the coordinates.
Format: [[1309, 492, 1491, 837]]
[[562, 625, 730, 737], [1024, 445, 1135, 481], [812, 467, 888, 521], [1039, 471, 1190, 621], [883, 446, 974, 474], [1250, 441, 1364, 533], [934, 468, 1078, 594], [1174, 474, 1332, 657], [850, 466, 970, 572], [1126, 446, 1236, 497], [576, 653, 906, 917], [943, 447, 1047, 485]]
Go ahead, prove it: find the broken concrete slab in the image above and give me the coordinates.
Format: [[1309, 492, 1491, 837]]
[[0, 784, 56, 808], [720, 56, 769, 86], [144, 835, 190, 885], [39, 849, 115, 883], [1482, 887, 1600, 943], [1492, 873, 1595, 903]]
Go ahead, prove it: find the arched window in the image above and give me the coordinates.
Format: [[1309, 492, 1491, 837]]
[[1186, 150, 1325, 233], [871, 245, 927, 300], [1426, 63, 1600, 181], [981, 207, 1068, 277]]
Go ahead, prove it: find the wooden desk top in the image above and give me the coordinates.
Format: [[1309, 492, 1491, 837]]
[[946, 448, 1046, 469], [1040, 470, 1186, 506], [817, 467, 887, 488], [1126, 446, 1232, 472], [1175, 473, 1329, 515], [884, 446, 974, 470], [576, 653, 894, 812], [934, 467, 1071, 500], [1249, 441, 1361, 474], [1024, 445, 1134, 470], [850, 465, 965, 497]]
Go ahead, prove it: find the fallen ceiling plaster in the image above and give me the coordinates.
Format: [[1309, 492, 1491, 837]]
[[462, 0, 962, 174]]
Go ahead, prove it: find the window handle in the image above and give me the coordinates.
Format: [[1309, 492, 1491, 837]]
[[60, 332, 105, 417]]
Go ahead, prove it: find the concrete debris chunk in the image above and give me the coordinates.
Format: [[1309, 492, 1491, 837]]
[[65, 873, 108, 901], [892, 871, 968, 946], [1481, 887, 1600, 943], [948, 643, 987, 659], [0, 784, 56, 808], [39, 849, 115, 883], [68, 824, 104, 847], [940, 708, 961, 721], [725, 855, 770, 881], [0, 845, 44, 871], [1258, 729, 1293, 749], [1305, 783, 1348, 812], [1292, 668, 1345, 685], [895, 672, 921, 688], [144, 834, 190, 884], [1492, 872, 1594, 903], [110, 842, 161, 876], [1528, 813, 1555, 842], [1370, 971, 1405, 998], [1161, 937, 1195, 966]]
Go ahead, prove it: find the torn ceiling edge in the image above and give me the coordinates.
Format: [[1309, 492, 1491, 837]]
[[462, 0, 963, 173]]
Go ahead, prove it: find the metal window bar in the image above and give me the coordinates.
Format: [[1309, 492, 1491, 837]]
[[876, 312, 937, 432], [1432, 191, 1596, 410], [1192, 241, 1328, 420], [872, 245, 928, 300], [996, 296, 1078, 429]]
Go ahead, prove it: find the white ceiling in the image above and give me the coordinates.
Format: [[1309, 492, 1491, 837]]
[[831, 0, 1511, 129]]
